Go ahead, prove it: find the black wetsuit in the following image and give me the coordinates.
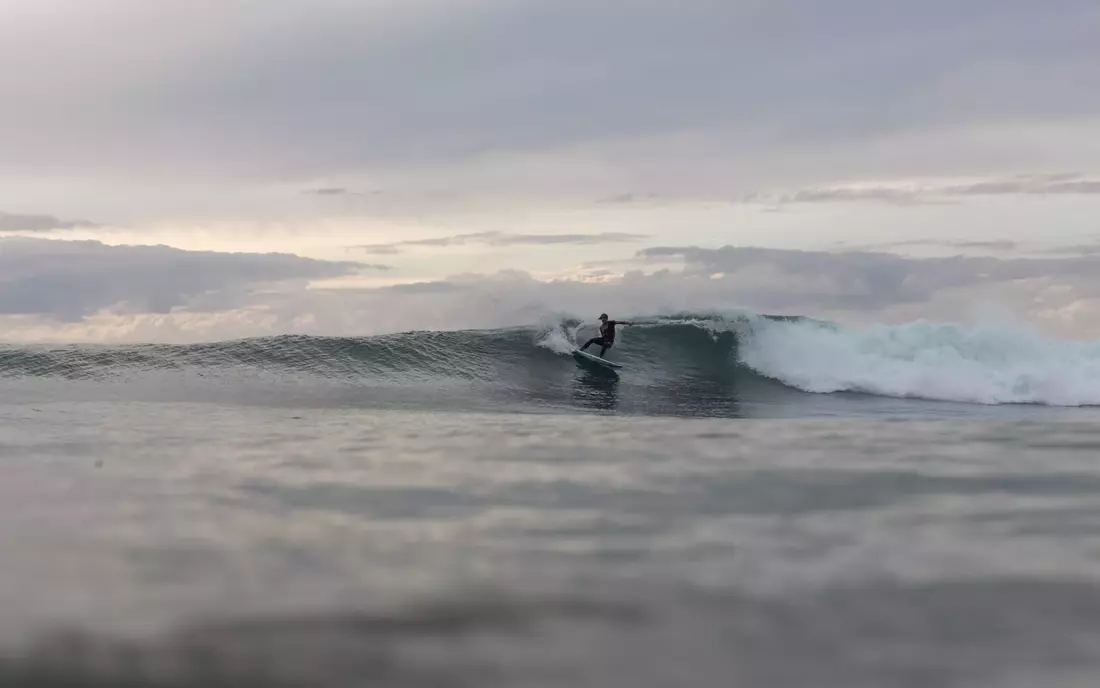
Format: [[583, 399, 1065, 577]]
[[581, 321, 618, 357]]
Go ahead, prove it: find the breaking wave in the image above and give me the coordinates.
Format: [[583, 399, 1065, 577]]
[[738, 318, 1100, 406], [3, 312, 1100, 408]]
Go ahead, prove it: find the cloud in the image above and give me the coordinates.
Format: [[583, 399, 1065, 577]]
[[952, 173, 1100, 196], [836, 239, 1020, 253], [747, 172, 1100, 207], [0, 238, 381, 322], [0, 212, 98, 232], [1040, 244, 1100, 256], [637, 245, 1100, 314], [305, 188, 351, 196], [9, 242, 1100, 344], [5, 3, 1100, 342], [2, 0, 1097, 196], [897, 240, 1019, 251], [596, 193, 660, 205], [304, 187, 381, 197], [352, 231, 650, 254]]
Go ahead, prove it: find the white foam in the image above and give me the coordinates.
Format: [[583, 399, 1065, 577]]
[[736, 317, 1100, 406], [536, 320, 584, 354]]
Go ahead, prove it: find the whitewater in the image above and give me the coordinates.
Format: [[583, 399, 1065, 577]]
[[734, 315, 1100, 407]]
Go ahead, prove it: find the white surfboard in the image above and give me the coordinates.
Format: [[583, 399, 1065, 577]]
[[571, 349, 623, 369]]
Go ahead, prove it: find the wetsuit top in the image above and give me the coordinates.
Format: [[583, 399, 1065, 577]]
[[600, 320, 618, 342]]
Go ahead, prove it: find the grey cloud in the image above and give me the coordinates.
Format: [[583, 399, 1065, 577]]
[[898, 240, 1019, 251], [639, 245, 1100, 313], [952, 177, 1100, 196], [0, 212, 98, 232], [305, 187, 381, 197], [299, 244, 1100, 338], [839, 238, 1100, 256], [839, 239, 1020, 252], [347, 244, 401, 256], [596, 193, 660, 205], [0, 238, 380, 321], [385, 281, 467, 295], [1039, 244, 1100, 256], [2, 0, 1096, 184], [13, 243, 1100, 342], [924, 240, 1018, 251], [353, 231, 649, 254], [360, 244, 1100, 322], [745, 187, 932, 207], [749, 173, 1100, 207]]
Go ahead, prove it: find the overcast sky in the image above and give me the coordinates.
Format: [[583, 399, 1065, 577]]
[[2, 0, 1099, 343]]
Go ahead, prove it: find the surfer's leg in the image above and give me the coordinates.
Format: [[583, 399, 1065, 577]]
[[580, 337, 599, 351], [599, 341, 611, 357]]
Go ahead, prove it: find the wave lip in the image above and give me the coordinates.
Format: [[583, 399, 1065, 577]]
[[737, 318, 1100, 407]]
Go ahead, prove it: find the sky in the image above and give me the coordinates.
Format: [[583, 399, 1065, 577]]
[[2, 0, 1100, 343]]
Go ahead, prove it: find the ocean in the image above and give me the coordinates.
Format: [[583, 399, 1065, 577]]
[[3, 313, 1100, 687]]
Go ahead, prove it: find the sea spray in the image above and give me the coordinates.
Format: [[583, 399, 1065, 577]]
[[535, 319, 584, 354]]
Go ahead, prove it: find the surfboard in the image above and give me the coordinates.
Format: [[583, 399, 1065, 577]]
[[572, 349, 623, 369]]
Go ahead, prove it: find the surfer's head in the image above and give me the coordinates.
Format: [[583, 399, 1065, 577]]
[[599, 313, 608, 321]]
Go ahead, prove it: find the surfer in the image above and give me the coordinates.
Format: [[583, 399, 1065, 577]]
[[580, 313, 634, 358]]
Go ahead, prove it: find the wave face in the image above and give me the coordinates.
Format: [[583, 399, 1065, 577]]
[[3, 313, 1100, 412]]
